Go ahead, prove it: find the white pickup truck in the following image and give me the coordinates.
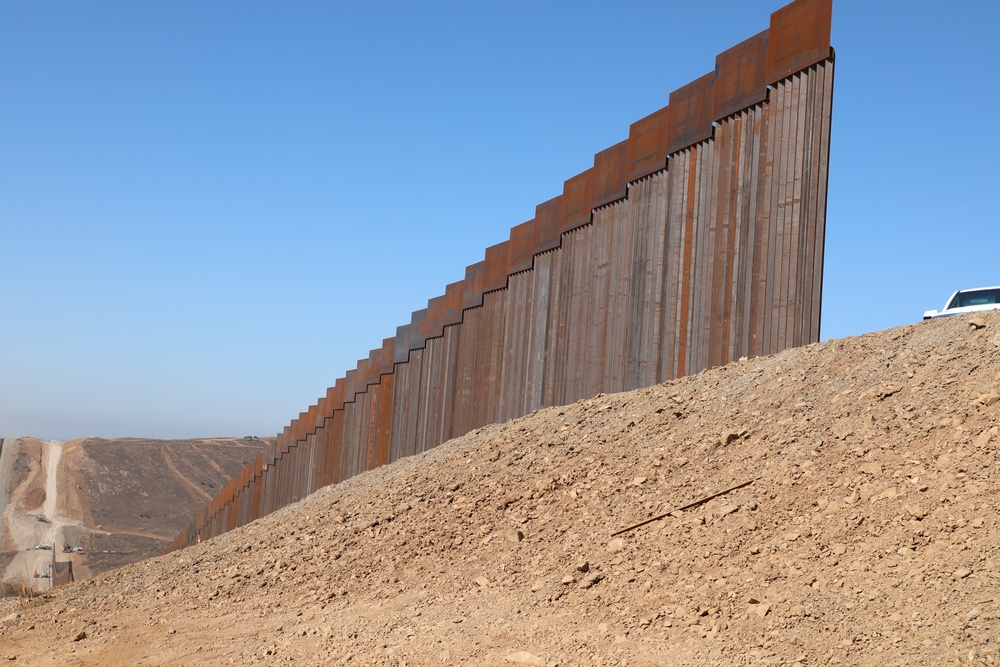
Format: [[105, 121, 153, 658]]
[[924, 286, 1000, 320]]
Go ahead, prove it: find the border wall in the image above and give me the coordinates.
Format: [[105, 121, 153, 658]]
[[167, 0, 834, 552]]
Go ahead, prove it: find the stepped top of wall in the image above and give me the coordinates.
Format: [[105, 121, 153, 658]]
[[279, 0, 833, 451]]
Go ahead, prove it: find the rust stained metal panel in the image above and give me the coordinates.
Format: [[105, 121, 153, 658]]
[[747, 99, 771, 360], [312, 397, 328, 430], [304, 434, 317, 495], [313, 424, 329, 491], [298, 407, 313, 439], [585, 213, 611, 397], [483, 241, 510, 293], [347, 389, 363, 472], [702, 136, 723, 373], [379, 337, 396, 374], [423, 295, 446, 341], [808, 61, 834, 341], [767, 0, 832, 84], [356, 359, 371, 391], [666, 73, 715, 156], [361, 389, 377, 470], [293, 413, 308, 443], [508, 219, 536, 274], [401, 349, 424, 458], [344, 369, 359, 402], [627, 105, 672, 182], [463, 261, 485, 309], [329, 410, 344, 483], [605, 202, 630, 392], [561, 168, 594, 233], [423, 335, 448, 448], [525, 251, 553, 411], [341, 401, 360, 477], [408, 308, 428, 350], [427, 331, 447, 444], [438, 324, 461, 442], [395, 325, 411, 364], [541, 236, 565, 406], [374, 371, 394, 466], [592, 140, 628, 208], [452, 305, 481, 437], [387, 358, 410, 461], [476, 290, 506, 427], [713, 30, 769, 121], [417, 339, 436, 453], [332, 377, 346, 411], [324, 384, 340, 413], [534, 196, 562, 253], [443, 281, 464, 326], [498, 270, 532, 421], [366, 349, 381, 386]]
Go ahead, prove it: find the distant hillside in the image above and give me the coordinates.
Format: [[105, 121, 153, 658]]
[[0, 436, 270, 588]]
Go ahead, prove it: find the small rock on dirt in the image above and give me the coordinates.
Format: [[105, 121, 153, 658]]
[[505, 651, 546, 666]]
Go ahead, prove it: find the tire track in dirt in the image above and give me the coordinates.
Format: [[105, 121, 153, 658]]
[[192, 445, 227, 478], [100, 528, 171, 542], [161, 449, 213, 503]]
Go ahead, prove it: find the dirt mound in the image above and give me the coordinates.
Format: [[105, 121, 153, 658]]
[[3, 313, 1000, 666]]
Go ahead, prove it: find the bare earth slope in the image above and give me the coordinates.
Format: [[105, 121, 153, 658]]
[[3, 313, 1000, 666]]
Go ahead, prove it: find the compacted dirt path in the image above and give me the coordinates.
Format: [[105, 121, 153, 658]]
[[2, 440, 93, 590], [3, 312, 1000, 665]]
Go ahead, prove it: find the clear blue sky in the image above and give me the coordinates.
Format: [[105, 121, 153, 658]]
[[2, 1, 997, 440]]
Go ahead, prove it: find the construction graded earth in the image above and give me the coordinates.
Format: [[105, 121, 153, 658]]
[[0, 437, 269, 589], [3, 312, 1000, 666]]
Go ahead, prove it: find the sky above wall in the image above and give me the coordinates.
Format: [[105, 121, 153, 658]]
[[2, 1, 997, 440]]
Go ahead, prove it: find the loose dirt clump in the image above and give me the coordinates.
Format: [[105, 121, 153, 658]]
[[2, 313, 1000, 666]]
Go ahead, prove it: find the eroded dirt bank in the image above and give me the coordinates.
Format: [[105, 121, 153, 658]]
[[2, 313, 1000, 666]]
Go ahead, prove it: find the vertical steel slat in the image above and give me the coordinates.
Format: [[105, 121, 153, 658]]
[[541, 246, 565, 408], [388, 360, 409, 463], [606, 203, 625, 392], [809, 61, 834, 340], [787, 70, 808, 349], [646, 172, 670, 386], [439, 324, 460, 442], [477, 290, 505, 428], [586, 211, 611, 397], [763, 79, 784, 355], [403, 348, 424, 458], [453, 307, 481, 437], [526, 250, 552, 412]]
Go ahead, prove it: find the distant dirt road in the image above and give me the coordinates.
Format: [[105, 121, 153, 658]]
[[2, 439, 91, 590]]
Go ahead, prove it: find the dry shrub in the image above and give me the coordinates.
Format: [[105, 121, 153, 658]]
[[0, 580, 25, 598]]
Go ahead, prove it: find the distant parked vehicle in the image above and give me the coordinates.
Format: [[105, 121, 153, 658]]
[[924, 286, 1000, 320], [34, 544, 52, 550], [35, 516, 49, 523]]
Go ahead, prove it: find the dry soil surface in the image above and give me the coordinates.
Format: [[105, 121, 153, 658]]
[[3, 313, 1000, 666]]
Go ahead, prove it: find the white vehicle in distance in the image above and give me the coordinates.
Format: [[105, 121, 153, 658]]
[[923, 286, 1000, 320]]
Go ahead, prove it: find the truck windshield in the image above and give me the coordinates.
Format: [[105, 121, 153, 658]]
[[948, 288, 1000, 309]]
